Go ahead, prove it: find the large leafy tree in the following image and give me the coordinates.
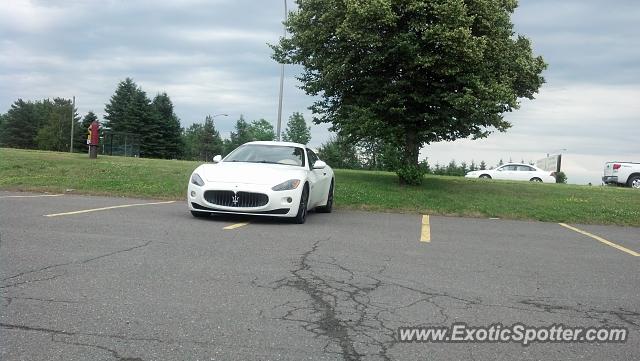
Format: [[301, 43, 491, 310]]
[[249, 119, 276, 141], [35, 98, 82, 152], [273, 0, 546, 184], [282, 112, 311, 144]]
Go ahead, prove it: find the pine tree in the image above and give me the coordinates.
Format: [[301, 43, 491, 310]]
[[282, 112, 311, 144], [152, 93, 183, 158], [104, 78, 157, 157], [200, 115, 224, 161], [104, 78, 140, 134], [228, 115, 253, 151], [479, 161, 487, 170], [0, 99, 41, 148], [469, 160, 477, 172]]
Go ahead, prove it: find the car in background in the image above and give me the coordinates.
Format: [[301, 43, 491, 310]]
[[465, 163, 556, 183], [603, 162, 640, 189], [187, 141, 335, 224]]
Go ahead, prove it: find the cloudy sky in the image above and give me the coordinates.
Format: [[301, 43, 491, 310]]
[[1, 0, 638, 184]]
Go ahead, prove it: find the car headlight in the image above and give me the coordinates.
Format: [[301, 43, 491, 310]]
[[191, 173, 205, 186], [272, 179, 301, 191]]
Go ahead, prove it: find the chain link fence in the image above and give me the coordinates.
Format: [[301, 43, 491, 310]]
[[100, 131, 141, 157]]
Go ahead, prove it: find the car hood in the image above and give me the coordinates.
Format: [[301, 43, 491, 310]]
[[198, 162, 306, 186]]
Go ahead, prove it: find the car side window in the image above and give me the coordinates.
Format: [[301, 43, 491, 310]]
[[307, 149, 319, 169]]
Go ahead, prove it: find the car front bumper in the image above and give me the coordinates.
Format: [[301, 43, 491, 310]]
[[187, 182, 302, 217]]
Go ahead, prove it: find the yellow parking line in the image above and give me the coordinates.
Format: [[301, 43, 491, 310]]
[[224, 222, 250, 230], [0, 194, 63, 199], [559, 223, 640, 257], [45, 201, 176, 217], [420, 215, 431, 243]]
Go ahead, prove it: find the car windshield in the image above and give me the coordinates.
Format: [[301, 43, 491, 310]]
[[224, 144, 305, 167]]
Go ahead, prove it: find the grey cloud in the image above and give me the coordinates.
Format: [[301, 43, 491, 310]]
[[1, 0, 638, 183]]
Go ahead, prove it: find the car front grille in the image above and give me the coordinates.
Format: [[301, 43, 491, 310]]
[[204, 190, 269, 208]]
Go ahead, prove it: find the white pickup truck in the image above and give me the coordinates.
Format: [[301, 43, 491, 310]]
[[603, 162, 640, 189]]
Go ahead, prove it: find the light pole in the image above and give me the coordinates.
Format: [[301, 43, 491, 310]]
[[69, 96, 75, 152], [276, 0, 288, 141]]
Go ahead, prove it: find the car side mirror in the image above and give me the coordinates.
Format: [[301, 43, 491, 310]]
[[313, 160, 327, 169], [212, 155, 222, 163]]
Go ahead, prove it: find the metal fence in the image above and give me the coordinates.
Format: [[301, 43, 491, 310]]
[[100, 131, 141, 157]]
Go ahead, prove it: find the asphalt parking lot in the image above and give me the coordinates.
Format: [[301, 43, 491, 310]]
[[1, 191, 638, 361]]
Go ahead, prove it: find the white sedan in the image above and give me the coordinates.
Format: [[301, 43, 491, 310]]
[[187, 141, 335, 224], [465, 163, 556, 183]]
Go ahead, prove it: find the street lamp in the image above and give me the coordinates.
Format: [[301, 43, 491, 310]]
[[276, 0, 288, 141]]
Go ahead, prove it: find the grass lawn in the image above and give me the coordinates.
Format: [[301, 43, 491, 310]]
[[2, 148, 639, 226]]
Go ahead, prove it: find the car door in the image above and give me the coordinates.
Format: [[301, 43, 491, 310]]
[[518, 165, 536, 181], [306, 149, 329, 206], [494, 165, 514, 180]]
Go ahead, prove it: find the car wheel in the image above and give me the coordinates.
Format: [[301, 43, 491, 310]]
[[628, 175, 640, 189], [293, 185, 309, 224], [479, 174, 491, 179], [530, 177, 542, 182], [191, 210, 210, 218], [316, 180, 334, 213]]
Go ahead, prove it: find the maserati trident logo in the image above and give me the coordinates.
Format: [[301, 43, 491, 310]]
[[232, 192, 239, 206]]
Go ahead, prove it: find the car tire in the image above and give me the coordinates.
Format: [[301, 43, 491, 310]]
[[479, 174, 492, 179], [316, 180, 334, 213], [191, 210, 210, 218], [293, 185, 309, 224], [530, 177, 542, 182], [628, 175, 640, 189]]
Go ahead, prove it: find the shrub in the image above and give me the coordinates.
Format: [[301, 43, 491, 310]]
[[396, 164, 426, 185]]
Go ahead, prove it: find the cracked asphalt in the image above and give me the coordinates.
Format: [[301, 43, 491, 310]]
[[1, 191, 638, 360]]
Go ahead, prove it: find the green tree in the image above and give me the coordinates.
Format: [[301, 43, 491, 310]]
[[35, 98, 81, 152], [182, 115, 224, 161], [358, 138, 401, 171], [249, 119, 276, 141], [273, 0, 546, 184], [555, 171, 568, 184], [282, 112, 311, 144], [152, 92, 183, 158], [81, 111, 99, 130], [469, 160, 477, 172], [317, 135, 361, 169], [0, 99, 42, 148], [479, 160, 487, 170], [104, 78, 160, 158], [228, 115, 253, 151]]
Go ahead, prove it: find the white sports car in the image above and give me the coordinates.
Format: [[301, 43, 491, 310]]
[[465, 163, 557, 183], [187, 141, 335, 224]]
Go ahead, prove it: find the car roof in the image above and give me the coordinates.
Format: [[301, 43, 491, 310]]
[[245, 141, 307, 148], [502, 163, 533, 166]]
